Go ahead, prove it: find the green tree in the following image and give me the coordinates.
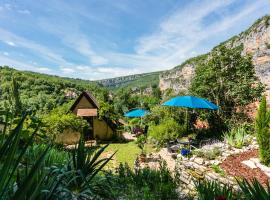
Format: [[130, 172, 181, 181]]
[[11, 77, 22, 116], [191, 45, 264, 126], [255, 96, 270, 165], [149, 117, 184, 145]]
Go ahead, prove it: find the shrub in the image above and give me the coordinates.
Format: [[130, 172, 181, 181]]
[[255, 96, 270, 165], [193, 147, 222, 160], [237, 178, 270, 199], [136, 135, 147, 155], [196, 178, 270, 200], [42, 104, 89, 142], [211, 164, 226, 177], [114, 162, 180, 199], [149, 117, 183, 146], [224, 124, 252, 148], [195, 180, 237, 200]]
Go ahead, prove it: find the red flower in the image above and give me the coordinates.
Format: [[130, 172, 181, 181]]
[[216, 196, 226, 200]]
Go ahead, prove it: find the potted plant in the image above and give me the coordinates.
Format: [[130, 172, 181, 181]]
[[136, 135, 147, 162]]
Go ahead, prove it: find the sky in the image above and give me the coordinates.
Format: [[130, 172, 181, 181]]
[[0, 0, 270, 80]]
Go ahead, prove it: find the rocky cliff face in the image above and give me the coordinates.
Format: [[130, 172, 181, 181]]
[[97, 71, 160, 88], [159, 16, 270, 101]]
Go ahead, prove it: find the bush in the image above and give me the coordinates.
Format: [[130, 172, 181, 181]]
[[113, 162, 180, 199], [136, 135, 147, 155], [255, 96, 270, 165], [211, 164, 226, 177], [195, 180, 237, 200], [224, 125, 252, 148], [42, 104, 89, 142], [149, 118, 183, 146], [193, 147, 222, 160]]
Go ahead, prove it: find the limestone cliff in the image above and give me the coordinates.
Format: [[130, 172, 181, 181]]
[[159, 16, 270, 101]]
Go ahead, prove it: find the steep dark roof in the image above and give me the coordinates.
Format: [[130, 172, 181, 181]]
[[70, 91, 99, 111]]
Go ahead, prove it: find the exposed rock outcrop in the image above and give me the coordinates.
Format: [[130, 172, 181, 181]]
[[159, 16, 270, 102]]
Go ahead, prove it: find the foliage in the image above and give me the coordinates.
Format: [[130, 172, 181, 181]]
[[195, 180, 239, 200], [0, 66, 109, 115], [113, 162, 180, 199], [0, 113, 51, 199], [11, 77, 23, 116], [193, 147, 222, 160], [0, 111, 117, 199], [54, 138, 116, 199], [136, 135, 147, 155], [190, 45, 264, 130], [149, 117, 184, 146], [237, 178, 270, 199], [110, 72, 160, 90], [42, 103, 89, 141], [255, 96, 270, 165], [145, 105, 185, 126], [224, 124, 252, 148], [25, 143, 69, 167], [211, 164, 226, 177]]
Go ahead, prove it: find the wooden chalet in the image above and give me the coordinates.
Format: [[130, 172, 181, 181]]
[[69, 91, 116, 140]]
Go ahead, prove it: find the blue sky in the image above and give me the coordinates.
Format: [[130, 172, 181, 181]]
[[0, 0, 270, 80]]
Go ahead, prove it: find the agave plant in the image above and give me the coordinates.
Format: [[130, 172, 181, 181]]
[[53, 137, 116, 199]]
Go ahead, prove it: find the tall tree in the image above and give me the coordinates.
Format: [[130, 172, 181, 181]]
[[11, 77, 22, 116], [255, 96, 270, 165], [191, 45, 264, 123]]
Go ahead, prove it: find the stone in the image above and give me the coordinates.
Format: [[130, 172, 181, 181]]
[[194, 157, 204, 165], [206, 172, 218, 180], [241, 160, 257, 169], [170, 144, 180, 151], [209, 160, 221, 165], [180, 176, 190, 185]]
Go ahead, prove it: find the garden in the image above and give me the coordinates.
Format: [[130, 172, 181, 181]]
[[1, 45, 270, 199]]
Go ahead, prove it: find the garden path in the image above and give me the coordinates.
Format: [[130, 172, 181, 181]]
[[157, 148, 176, 171]]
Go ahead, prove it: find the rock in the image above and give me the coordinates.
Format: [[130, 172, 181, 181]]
[[209, 160, 221, 165], [180, 176, 190, 185], [170, 144, 180, 151], [206, 172, 219, 180], [194, 157, 204, 165], [241, 160, 257, 169], [159, 16, 270, 103]]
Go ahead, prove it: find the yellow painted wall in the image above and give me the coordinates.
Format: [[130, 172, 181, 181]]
[[93, 118, 114, 140]]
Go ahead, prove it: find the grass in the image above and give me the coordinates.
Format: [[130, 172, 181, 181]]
[[103, 141, 156, 167]]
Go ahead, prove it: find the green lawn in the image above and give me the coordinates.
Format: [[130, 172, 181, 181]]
[[104, 141, 156, 167]]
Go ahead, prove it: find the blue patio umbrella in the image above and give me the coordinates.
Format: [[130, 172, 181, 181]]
[[124, 108, 149, 118], [162, 96, 219, 110], [162, 96, 219, 132]]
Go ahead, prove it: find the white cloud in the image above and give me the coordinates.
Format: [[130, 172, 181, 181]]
[[3, 52, 9, 56], [38, 15, 108, 66], [0, 28, 71, 66], [67, 65, 142, 80], [36, 67, 52, 73], [1, 0, 270, 80], [60, 67, 75, 74], [5, 41, 16, 46]]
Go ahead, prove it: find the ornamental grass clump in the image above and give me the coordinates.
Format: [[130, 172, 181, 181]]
[[223, 124, 252, 149], [255, 96, 270, 166]]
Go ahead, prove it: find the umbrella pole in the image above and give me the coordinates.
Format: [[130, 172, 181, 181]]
[[185, 108, 189, 134]]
